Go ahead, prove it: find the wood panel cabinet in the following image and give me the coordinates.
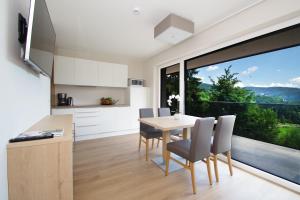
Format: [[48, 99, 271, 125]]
[[54, 56, 128, 87], [7, 115, 73, 200]]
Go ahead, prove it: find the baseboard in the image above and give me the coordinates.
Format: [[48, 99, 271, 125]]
[[75, 129, 139, 141], [218, 155, 300, 195]]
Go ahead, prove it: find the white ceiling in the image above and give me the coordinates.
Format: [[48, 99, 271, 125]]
[[46, 0, 261, 60]]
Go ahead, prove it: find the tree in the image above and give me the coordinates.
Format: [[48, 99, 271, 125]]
[[209, 66, 255, 103], [186, 68, 202, 104]]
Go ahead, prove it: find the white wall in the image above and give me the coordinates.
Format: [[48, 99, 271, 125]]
[[0, 0, 51, 199], [144, 0, 300, 109]]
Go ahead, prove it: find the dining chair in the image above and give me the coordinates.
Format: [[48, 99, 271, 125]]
[[211, 115, 236, 182], [139, 108, 162, 161], [158, 107, 183, 142], [165, 117, 215, 194]]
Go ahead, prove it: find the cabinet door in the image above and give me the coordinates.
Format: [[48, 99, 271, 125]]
[[98, 62, 113, 87], [75, 58, 98, 86], [112, 64, 128, 87], [54, 56, 75, 85]]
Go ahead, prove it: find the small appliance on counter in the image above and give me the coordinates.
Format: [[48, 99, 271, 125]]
[[128, 78, 144, 86], [66, 97, 73, 106], [57, 93, 73, 106]]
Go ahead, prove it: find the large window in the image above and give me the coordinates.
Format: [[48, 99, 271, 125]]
[[160, 64, 180, 114], [185, 25, 300, 185]]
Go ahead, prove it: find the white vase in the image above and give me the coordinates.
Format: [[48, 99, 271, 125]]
[[174, 113, 181, 120]]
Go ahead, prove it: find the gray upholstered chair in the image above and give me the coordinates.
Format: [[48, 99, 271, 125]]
[[165, 117, 215, 194], [158, 108, 183, 139], [211, 115, 236, 182], [139, 108, 162, 161]]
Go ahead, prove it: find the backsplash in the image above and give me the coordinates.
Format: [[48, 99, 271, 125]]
[[55, 85, 127, 106]]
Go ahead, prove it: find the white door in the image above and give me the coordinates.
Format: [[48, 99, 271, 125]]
[[54, 56, 75, 85], [75, 58, 98, 86]]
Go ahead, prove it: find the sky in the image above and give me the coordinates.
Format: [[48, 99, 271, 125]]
[[194, 45, 300, 88]]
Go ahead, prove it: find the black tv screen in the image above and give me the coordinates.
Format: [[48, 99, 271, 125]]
[[24, 0, 56, 77]]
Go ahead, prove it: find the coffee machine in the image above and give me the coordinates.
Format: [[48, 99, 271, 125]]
[[57, 93, 73, 106], [57, 93, 67, 106]]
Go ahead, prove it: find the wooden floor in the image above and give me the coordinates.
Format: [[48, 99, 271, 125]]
[[73, 133, 300, 200]]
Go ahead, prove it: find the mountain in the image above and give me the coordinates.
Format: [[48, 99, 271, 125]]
[[198, 83, 300, 103], [199, 83, 212, 90], [244, 87, 300, 102]]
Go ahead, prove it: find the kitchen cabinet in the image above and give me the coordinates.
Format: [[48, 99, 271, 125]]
[[54, 56, 75, 85], [98, 62, 113, 87], [98, 62, 128, 87], [52, 106, 137, 141], [112, 63, 128, 87], [75, 58, 98, 86], [53, 56, 128, 87]]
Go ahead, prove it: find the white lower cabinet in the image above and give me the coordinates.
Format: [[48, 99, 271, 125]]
[[52, 106, 139, 141]]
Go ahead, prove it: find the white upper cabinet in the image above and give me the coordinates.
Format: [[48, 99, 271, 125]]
[[112, 64, 128, 87], [75, 58, 98, 86], [54, 56, 128, 87], [98, 62, 113, 87], [53, 56, 128, 87], [98, 62, 128, 87], [54, 56, 75, 85]]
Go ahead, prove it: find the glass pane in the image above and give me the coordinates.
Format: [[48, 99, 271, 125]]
[[185, 45, 300, 185], [161, 64, 180, 115]]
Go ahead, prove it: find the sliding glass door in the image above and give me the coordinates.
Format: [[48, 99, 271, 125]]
[[185, 45, 300, 185], [184, 24, 300, 185], [160, 64, 180, 115]]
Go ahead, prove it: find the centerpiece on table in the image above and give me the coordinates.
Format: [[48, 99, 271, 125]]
[[167, 94, 181, 120]]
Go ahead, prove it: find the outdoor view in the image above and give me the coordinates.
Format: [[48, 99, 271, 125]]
[[184, 45, 300, 184]]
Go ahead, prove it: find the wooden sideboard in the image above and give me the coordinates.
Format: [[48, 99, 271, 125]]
[[7, 115, 73, 200]]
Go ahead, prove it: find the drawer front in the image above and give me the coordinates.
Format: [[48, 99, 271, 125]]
[[75, 123, 115, 136], [74, 115, 103, 126], [74, 109, 100, 117]]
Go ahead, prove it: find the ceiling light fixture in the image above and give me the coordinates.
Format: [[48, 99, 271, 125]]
[[154, 14, 194, 44]]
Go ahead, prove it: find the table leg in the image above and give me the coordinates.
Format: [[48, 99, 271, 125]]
[[162, 130, 170, 162]]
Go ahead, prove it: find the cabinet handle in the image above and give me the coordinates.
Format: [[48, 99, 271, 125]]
[[76, 124, 98, 128], [76, 115, 98, 118], [75, 111, 98, 114]]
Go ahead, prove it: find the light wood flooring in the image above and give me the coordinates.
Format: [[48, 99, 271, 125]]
[[73, 133, 300, 200]]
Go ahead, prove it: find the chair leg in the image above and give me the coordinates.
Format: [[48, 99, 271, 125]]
[[190, 162, 196, 194], [165, 151, 170, 176], [145, 139, 149, 161], [227, 151, 233, 176], [213, 154, 219, 182], [157, 138, 160, 148], [151, 138, 154, 149], [206, 157, 213, 185], [138, 135, 142, 152]]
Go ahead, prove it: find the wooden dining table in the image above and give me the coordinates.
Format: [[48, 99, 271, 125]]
[[139, 114, 216, 172]]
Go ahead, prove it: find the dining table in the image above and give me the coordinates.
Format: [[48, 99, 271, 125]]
[[139, 114, 217, 172]]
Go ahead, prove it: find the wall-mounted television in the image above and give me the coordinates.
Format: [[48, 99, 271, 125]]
[[24, 0, 56, 77]]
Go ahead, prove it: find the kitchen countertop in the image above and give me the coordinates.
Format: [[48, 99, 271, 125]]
[[52, 104, 130, 109]]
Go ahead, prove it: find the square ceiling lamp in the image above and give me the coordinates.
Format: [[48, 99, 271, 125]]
[[154, 14, 194, 44]]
